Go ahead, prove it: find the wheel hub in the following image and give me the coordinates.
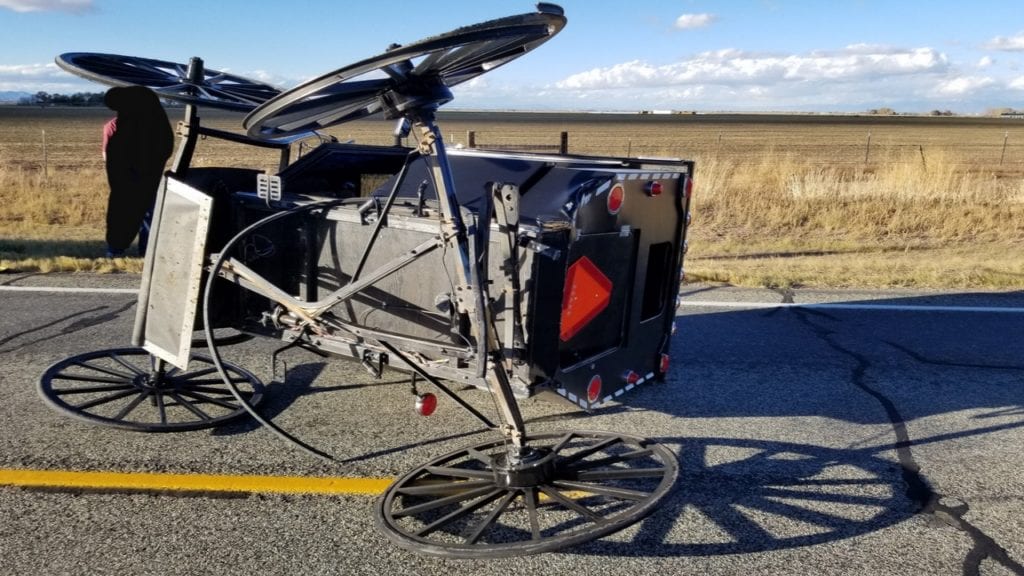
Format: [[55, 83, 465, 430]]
[[133, 373, 161, 390], [491, 447, 554, 489]]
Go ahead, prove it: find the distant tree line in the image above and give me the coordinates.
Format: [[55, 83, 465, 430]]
[[865, 107, 958, 117], [18, 90, 184, 108], [19, 91, 106, 106]]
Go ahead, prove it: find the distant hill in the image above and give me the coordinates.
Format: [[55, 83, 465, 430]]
[[0, 91, 31, 104]]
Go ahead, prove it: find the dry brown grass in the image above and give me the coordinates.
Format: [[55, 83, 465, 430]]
[[2, 107, 1023, 288]]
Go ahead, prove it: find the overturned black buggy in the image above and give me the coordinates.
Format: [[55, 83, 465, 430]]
[[42, 4, 695, 557]]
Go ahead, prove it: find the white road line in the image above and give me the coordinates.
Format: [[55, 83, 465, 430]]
[[679, 300, 1024, 314], [0, 286, 138, 295], [1, 286, 1021, 314]]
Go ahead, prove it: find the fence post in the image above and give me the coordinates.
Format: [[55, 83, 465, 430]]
[[467, 130, 476, 148], [864, 131, 871, 164], [1000, 131, 1008, 165], [559, 131, 568, 154], [42, 129, 48, 178]]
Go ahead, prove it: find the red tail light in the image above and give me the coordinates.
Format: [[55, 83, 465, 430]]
[[645, 180, 663, 197], [559, 256, 612, 342], [685, 176, 694, 200], [587, 375, 603, 403], [659, 354, 671, 374], [607, 184, 624, 214], [415, 393, 437, 416], [622, 370, 641, 385]]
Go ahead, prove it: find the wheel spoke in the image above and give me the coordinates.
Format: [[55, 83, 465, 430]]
[[173, 377, 252, 387], [438, 35, 533, 80], [154, 391, 167, 425], [424, 466, 494, 480], [177, 390, 241, 410], [112, 390, 151, 420], [550, 480, 651, 502], [538, 485, 603, 523], [415, 488, 505, 537], [576, 467, 668, 481], [464, 447, 494, 465], [51, 383, 136, 395], [169, 392, 212, 421], [108, 352, 147, 375], [523, 487, 541, 540], [176, 366, 219, 380], [74, 389, 140, 411], [549, 432, 575, 455], [556, 436, 622, 466], [181, 385, 252, 396], [464, 490, 518, 544], [71, 360, 135, 380], [52, 374, 131, 385], [397, 479, 493, 496], [562, 448, 653, 472], [393, 484, 498, 518]]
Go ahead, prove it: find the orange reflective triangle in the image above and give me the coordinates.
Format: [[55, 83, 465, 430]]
[[559, 256, 613, 342]]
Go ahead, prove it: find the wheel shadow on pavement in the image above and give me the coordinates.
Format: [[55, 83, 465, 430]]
[[563, 289, 1024, 557]]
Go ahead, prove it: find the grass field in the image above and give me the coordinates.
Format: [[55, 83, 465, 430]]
[[2, 106, 1023, 289]]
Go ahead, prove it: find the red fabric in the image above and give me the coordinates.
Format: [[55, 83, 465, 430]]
[[101, 118, 116, 159]]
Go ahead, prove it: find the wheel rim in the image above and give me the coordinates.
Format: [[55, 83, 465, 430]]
[[39, 348, 264, 432], [56, 52, 281, 111], [244, 5, 566, 139], [375, 430, 678, 558]]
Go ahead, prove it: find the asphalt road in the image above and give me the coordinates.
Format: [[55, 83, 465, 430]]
[[1, 273, 1022, 576]]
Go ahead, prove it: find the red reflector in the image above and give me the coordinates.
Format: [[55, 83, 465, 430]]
[[587, 375, 602, 403], [607, 184, 624, 214], [415, 393, 437, 416], [622, 370, 640, 385], [559, 256, 613, 342], [659, 354, 671, 374], [685, 177, 694, 200], [645, 181, 663, 196]]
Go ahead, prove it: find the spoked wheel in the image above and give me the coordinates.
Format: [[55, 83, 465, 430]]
[[376, 430, 678, 558], [39, 348, 264, 432], [55, 52, 282, 111], [244, 4, 566, 139]]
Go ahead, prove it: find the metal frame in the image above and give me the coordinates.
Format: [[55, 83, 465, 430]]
[[44, 4, 692, 557]]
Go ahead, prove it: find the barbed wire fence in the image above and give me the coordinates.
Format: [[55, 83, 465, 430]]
[[461, 129, 1024, 171]]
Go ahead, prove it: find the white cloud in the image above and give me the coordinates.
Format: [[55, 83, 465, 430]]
[[983, 33, 1024, 51], [977, 56, 994, 68], [936, 76, 994, 95], [243, 70, 294, 88], [0, 0, 93, 13], [0, 62, 94, 92], [540, 44, 1024, 112], [675, 13, 717, 30], [556, 46, 949, 90], [0, 63, 59, 77]]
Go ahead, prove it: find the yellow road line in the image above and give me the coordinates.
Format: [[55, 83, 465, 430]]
[[0, 468, 393, 496]]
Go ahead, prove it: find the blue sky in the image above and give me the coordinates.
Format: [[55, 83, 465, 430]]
[[2, 0, 1023, 113]]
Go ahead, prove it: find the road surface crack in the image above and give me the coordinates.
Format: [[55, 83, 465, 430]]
[[792, 309, 1024, 576]]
